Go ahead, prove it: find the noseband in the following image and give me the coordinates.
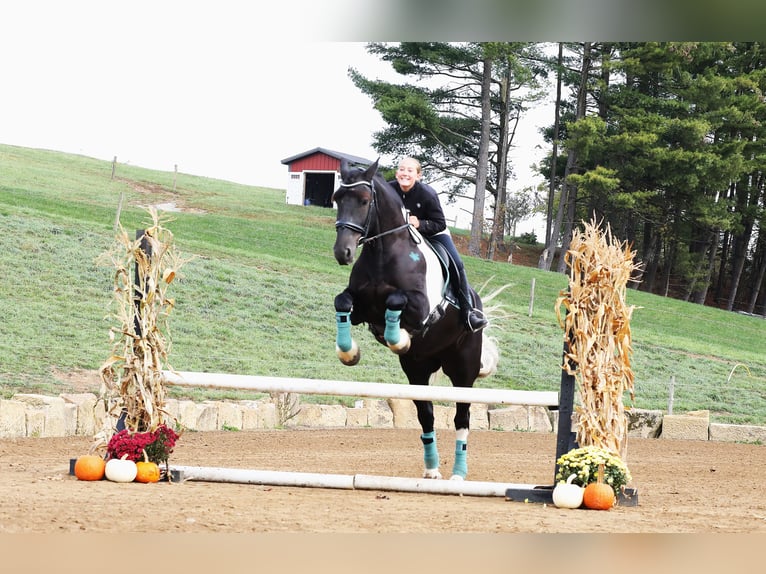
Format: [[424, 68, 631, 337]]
[[334, 179, 411, 245]]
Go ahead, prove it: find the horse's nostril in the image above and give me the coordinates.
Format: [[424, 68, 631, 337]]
[[334, 244, 354, 265]]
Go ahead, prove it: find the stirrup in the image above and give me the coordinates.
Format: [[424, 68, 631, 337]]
[[466, 308, 488, 333]]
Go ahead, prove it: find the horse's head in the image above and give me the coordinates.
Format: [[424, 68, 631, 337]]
[[332, 158, 379, 265]]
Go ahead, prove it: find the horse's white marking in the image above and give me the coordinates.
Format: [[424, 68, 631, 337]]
[[387, 329, 411, 354], [423, 468, 443, 479], [335, 340, 360, 366], [411, 229, 446, 313]]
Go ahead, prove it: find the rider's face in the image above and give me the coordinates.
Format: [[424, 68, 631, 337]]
[[396, 159, 421, 192]]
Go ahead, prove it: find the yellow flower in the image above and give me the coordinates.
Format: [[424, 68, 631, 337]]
[[555, 445, 631, 490]]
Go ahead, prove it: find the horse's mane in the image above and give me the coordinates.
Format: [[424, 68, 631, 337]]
[[372, 170, 405, 208]]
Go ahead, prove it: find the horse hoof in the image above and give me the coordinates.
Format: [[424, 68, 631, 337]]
[[449, 475, 465, 481], [423, 469, 442, 480], [336, 343, 360, 366], [388, 342, 411, 355], [338, 353, 361, 366], [387, 330, 411, 354]]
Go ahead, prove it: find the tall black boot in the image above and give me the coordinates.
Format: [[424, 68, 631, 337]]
[[457, 268, 488, 332]]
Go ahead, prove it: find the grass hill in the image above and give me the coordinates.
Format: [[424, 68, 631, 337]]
[[1, 143, 765, 425]]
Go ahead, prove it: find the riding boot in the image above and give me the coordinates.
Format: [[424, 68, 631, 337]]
[[457, 268, 488, 332]]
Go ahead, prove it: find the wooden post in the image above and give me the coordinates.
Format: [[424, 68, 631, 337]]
[[116, 230, 152, 433], [554, 305, 578, 482], [667, 376, 675, 415], [554, 342, 577, 483], [113, 192, 124, 233], [111, 156, 117, 180], [528, 278, 536, 317], [173, 164, 177, 191], [133, 229, 151, 337]]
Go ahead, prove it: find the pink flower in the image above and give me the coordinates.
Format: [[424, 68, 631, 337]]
[[107, 424, 180, 463]]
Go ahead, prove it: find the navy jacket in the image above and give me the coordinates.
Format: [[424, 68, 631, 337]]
[[388, 179, 447, 237]]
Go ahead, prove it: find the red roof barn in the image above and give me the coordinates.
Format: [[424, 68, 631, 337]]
[[280, 147, 373, 208]]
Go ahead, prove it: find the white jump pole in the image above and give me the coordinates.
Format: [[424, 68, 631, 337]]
[[168, 465, 549, 498], [162, 370, 559, 407], [170, 466, 355, 490], [163, 370, 559, 498], [352, 474, 543, 497]]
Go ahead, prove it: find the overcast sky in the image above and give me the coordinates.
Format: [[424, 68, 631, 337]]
[[1, 3, 551, 191]]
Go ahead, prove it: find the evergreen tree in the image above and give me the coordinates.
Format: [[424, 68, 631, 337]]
[[349, 42, 547, 255]]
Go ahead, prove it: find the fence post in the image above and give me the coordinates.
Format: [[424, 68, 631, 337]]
[[667, 375, 675, 415], [113, 192, 124, 233], [528, 277, 536, 317]]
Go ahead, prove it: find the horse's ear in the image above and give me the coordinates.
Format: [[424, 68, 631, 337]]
[[363, 158, 380, 181], [340, 158, 350, 180]]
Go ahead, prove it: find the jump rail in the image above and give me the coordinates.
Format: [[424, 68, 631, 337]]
[[159, 369, 600, 503], [168, 465, 549, 498], [162, 370, 559, 407]]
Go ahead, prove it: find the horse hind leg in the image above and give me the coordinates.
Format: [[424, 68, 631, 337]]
[[451, 428, 469, 480], [415, 400, 442, 479], [421, 431, 441, 479], [451, 402, 471, 480]]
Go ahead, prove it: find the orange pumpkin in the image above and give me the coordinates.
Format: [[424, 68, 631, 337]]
[[135, 450, 161, 483], [583, 464, 616, 510], [74, 454, 106, 481]]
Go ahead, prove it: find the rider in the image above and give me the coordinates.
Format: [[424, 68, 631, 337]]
[[388, 157, 488, 332]]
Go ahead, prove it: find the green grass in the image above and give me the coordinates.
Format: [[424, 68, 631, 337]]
[[1, 143, 765, 424]]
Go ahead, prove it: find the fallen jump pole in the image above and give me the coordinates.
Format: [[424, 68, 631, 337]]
[[162, 370, 560, 407], [168, 465, 550, 498]]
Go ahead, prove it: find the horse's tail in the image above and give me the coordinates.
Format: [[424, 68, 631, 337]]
[[478, 333, 499, 378], [475, 279, 512, 378]]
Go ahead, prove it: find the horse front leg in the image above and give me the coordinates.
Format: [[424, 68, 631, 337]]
[[334, 291, 360, 366], [383, 291, 411, 354]]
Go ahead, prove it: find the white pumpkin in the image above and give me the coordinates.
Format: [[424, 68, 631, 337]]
[[552, 473, 584, 509], [105, 454, 138, 483]]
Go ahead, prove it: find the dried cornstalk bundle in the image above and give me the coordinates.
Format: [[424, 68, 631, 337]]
[[94, 207, 193, 451], [555, 218, 640, 459]]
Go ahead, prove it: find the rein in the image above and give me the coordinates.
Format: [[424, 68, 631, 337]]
[[335, 179, 410, 245]]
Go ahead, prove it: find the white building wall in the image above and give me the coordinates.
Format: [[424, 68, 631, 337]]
[[285, 172, 305, 205]]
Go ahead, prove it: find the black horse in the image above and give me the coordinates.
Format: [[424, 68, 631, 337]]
[[332, 158, 499, 480]]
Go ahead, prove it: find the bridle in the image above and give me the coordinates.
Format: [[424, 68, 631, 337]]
[[334, 178, 410, 245]]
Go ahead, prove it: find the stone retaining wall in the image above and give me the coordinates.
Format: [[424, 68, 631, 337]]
[[2, 392, 765, 444]]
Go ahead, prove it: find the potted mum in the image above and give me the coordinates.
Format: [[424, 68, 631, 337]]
[[555, 445, 631, 492], [106, 424, 180, 467]]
